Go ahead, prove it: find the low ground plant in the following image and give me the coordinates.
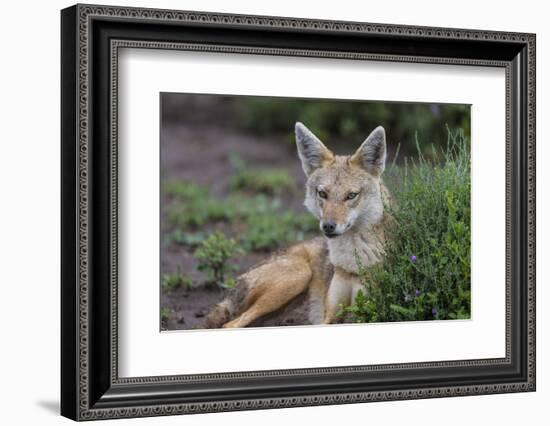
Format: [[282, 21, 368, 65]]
[[164, 230, 207, 248], [228, 155, 295, 195], [194, 232, 243, 288], [161, 266, 193, 292], [160, 307, 173, 326], [164, 179, 318, 253], [240, 211, 318, 251]]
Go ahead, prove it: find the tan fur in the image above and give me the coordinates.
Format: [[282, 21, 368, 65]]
[[202, 124, 391, 328]]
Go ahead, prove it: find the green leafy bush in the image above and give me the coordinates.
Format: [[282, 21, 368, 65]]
[[194, 232, 243, 288], [340, 128, 471, 323]]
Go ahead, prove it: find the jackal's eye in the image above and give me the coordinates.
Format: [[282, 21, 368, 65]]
[[345, 192, 358, 200], [317, 190, 328, 199]]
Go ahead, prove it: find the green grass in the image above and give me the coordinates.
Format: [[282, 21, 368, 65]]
[[240, 210, 318, 251], [227, 193, 282, 218], [163, 180, 288, 230], [164, 230, 207, 248], [166, 197, 234, 228], [161, 266, 193, 292], [164, 180, 220, 228], [228, 155, 295, 195], [160, 307, 173, 324], [163, 176, 318, 253], [340, 128, 471, 323], [164, 180, 209, 200]]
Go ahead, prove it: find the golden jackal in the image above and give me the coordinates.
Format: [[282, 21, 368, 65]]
[[203, 123, 391, 328]]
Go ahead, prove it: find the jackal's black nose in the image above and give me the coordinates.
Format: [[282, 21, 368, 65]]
[[322, 221, 336, 234]]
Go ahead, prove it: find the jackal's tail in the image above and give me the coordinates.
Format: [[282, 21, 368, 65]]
[[201, 278, 247, 328], [201, 298, 235, 328]]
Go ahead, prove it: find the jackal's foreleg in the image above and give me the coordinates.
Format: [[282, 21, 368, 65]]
[[323, 268, 355, 324]]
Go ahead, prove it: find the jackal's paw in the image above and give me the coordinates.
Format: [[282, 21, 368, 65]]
[[222, 319, 240, 328]]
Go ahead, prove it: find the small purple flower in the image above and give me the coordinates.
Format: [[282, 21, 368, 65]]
[[410, 255, 417, 263], [415, 289, 421, 297], [430, 104, 441, 115], [431, 307, 437, 316]]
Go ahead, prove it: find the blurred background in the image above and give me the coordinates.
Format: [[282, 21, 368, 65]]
[[160, 93, 470, 330], [162, 93, 470, 158]]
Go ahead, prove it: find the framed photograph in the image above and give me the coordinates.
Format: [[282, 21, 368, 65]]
[[61, 4, 536, 421]]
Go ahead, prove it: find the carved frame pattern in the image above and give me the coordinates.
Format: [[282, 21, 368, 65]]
[[61, 4, 536, 421]]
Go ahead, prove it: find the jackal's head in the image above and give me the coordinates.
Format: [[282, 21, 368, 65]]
[[295, 122, 387, 238]]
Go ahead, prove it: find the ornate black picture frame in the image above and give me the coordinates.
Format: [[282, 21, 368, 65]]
[[61, 4, 536, 421]]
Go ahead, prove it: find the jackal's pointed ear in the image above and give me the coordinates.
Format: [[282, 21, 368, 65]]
[[295, 122, 334, 176], [350, 126, 386, 176]]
